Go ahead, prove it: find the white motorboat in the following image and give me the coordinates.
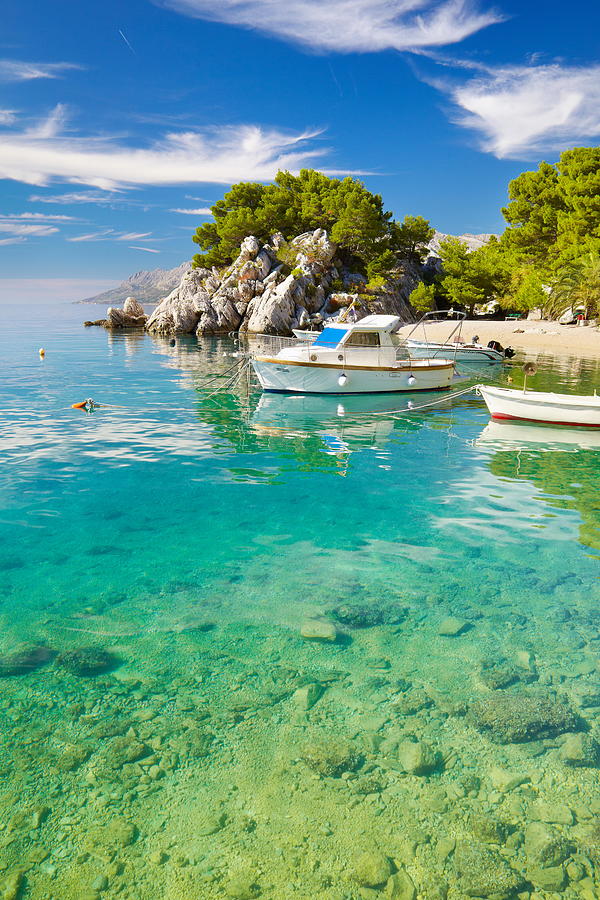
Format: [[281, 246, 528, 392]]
[[291, 329, 320, 343], [406, 339, 507, 363], [478, 384, 600, 428], [405, 310, 515, 362], [250, 315, 456, 394]]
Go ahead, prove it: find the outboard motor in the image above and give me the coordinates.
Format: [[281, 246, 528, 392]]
[[487, 339, 516, 359]]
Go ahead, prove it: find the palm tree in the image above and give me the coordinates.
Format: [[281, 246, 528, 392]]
[[547, 251, 600, 319]]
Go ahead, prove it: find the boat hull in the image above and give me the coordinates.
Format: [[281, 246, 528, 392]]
[[479, 385, 600, 428], [252, 358, 455, 393]]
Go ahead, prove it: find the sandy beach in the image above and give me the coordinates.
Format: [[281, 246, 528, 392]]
[[397, 318, 600, 357]]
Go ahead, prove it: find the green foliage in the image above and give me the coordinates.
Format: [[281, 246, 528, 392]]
[[392, 215, 435, 262], [409, 282, 436, 313], [193, 169, 398, 272], [505, 267, 548, 313], [547, 251, 600, 318], [191, 169, 436, 282], [501, 148, 600, 274], [438, 237, 510, 314]]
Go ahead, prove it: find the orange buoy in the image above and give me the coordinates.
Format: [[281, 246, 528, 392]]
[[71, 401, 88, 409], [39, 348, 45, 358]]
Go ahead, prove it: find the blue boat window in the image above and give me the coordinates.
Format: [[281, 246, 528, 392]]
[[312, 327, 347, 347]]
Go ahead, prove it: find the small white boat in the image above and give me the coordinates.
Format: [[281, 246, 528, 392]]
[[478, 384, 600, 428], [291, 329, 320, 343], [405, 310, 515, 362], [407, 339, 507, 363], [250, 315, 456, 394]]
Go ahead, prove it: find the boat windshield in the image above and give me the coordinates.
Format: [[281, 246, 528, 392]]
[[311, 327, 348, 348]]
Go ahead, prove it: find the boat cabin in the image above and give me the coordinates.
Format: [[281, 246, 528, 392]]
[[309, 315, 402, 350]]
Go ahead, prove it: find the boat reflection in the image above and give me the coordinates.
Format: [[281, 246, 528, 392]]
[[478, 419, 600, 554], [477, 418, 600, 451]]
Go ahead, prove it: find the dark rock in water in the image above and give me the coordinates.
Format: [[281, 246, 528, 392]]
[[393, 687, 434, 715], [300, 737, 363, 777], [453, 842, 526, 898], [0, 644, 56, 677], [84, 319, 108, 327], [470, 691, 584, 743], [56, 647, 119, 676], [478, 657, 533, 690], [524, 822, 573, 868], [559, 732, 600, 767], [331, 601, 408, 628]]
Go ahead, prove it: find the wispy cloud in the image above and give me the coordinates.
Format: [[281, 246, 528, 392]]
[[170, 207, 212, 214], [156, 0, 502, 53], [0, 236, 27, 246], [0, 60, 83, 82], [67, 228, 155, 243], [0, 223, 58, 236], [67, 230, 115, 242], [0, 109, 17, 124], [444, 62, 600, 158], [29, 190, 126, 205], [129, 246, 160, 253], [0, 107, 333, 189], [116, 231, 153, 241], [0, 212, 77, 222]]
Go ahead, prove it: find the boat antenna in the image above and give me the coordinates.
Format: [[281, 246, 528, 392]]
[[523, 362, 537, 393]]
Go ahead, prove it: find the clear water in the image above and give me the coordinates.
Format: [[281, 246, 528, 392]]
[[1, 301, 599, 899]]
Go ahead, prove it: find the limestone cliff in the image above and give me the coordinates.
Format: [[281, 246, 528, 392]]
[[146, 229, 417, 337]]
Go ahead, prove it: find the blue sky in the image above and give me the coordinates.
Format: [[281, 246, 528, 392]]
[[1, 0, 599, 299]]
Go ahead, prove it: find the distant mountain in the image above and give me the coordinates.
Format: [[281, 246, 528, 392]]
[[428, 231, 495, 256], [81, 261, 190, 305]]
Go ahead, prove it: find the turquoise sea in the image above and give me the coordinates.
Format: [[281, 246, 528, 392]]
[[1, 300, 600, 900]]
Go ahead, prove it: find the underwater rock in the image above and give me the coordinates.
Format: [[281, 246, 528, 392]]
[[292, 682, 324, 710], [225, 869, 261, 898], [56, 647, 120, 676], [524, 822, 573, 868], [1, 870, 23, 900], [489, 766, 529, 793], [438, 617, 469, 637], [453, 842, 526, 898], [385, 870, 416, 900], [300, 737, 362, 777], [526, 864, 567, 892], [392, 687, 434, 716], [102, 735, 151, 768], [530, 800, 574, 825], [300, 619, 338, 642], [559, 732, 600, 767], [353, 850, 392, 887], [397, 740, 441, 776], [470, 690, 583, 743], [331, 602, 407, 628], [0, 644, 56, 676], [197, 812, 226, 836], [479, 657, 528, 690], [469, 814, 508, 844]]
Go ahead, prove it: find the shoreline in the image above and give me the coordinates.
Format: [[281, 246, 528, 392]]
[[397, 318, 600, 358]]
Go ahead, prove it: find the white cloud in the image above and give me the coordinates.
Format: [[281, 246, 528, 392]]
[[0, 213, 76, 222], [0, 236, 27, 246], [67, 230, 115, 242], [129, 246, 160, 253], [0, 109, 17, 124], [448, 63, 600, 157], [29, 190, 126, 205], [0, 223, 58, 236], [170, 207, 212, 214], [156, 0, 502, 52], [0, 60, 82, 82], [116, 232, 153, 241], [0, 107, 333, 189]]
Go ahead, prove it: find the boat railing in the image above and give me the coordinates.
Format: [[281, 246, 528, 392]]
[[245, 334, 301, 357]]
